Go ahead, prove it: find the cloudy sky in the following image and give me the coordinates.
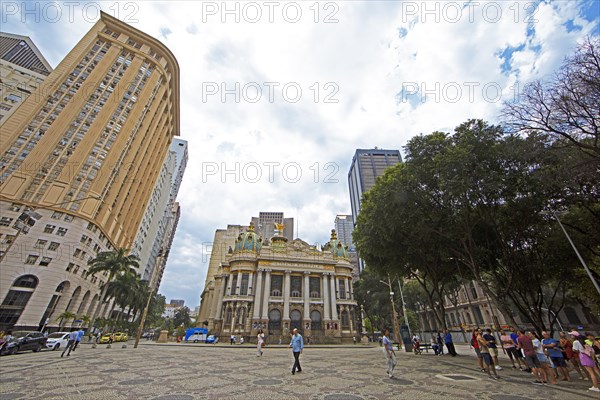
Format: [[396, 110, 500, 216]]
[[3, 0, 598, 308]]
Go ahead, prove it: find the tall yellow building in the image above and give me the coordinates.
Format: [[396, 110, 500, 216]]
[[0, 12, 179, 332]]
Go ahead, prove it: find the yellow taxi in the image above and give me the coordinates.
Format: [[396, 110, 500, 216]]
[[99, 333, 114, 344], [114, 332, 128, 342]]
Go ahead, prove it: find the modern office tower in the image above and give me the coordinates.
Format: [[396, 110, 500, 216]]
[[251, 212, 294, 243], [348, 149, 402, 272], [198, 222, 358, 344], [0, 32, 52, 122], [170, 299, 185, 308], [334, 215, 359, 279], [0, 12, 180, 332], [132, 138, 187, 285]]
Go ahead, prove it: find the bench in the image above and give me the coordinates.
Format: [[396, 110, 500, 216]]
[[414, 343, 435, 354]]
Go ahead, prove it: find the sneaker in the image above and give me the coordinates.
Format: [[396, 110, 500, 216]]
[[291, 370, 295, 375], [512, 365, 517, 369], [495, 365, 502, 370], [532, 381, 543, 385], [488, 375, 496, 380], [480, 368, 485, 372], [388, 374, 393, 378], [589, 387, 600, 392]]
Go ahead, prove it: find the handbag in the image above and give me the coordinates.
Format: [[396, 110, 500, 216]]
[[261, 342, 266, 348]]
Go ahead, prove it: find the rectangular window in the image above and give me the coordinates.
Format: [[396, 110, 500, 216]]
[[51, 211, 64, 219], [44, 224, 56, 233], [26, 254, 38, 264], [48, 242, 60, 251], [34, 239, 47, 248], [240, 273, 249, 296], [66, 263, 74, 272], [64, 214, 74, 222], [290, 276, 302, 298], [270, 275, 283, 296], [309, 277, 321, 298], [39, 257, 52, 266], [1, 234, 16, 244], [0, 217, 13, 227], [73, 249, 81, 257], [56, 227, 68, 236], [80, 235, 89, 244], [338, 279, 346, 300], [9, 203, 21, 211]]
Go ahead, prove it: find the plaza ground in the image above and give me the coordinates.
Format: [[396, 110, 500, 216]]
[[0, 342, 598, 400]]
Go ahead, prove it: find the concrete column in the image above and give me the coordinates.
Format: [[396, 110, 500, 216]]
[[348, 278, 353, 299], [210, 276, 222, 319], [283, 270, 291, 320], [248, 272, 254, 295], [303, 272, 310, 320], [252, 269, 263, 319], [344, 278, 350, 300], [330, 273, 338, 320], [322, 274, 331, 321], [214, 275, 226, 319], [261, 269, 271, 319], [226, 273, 233, 295], [236, 271, 243, 295]]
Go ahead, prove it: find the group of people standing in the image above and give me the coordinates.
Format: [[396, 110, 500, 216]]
[[471, 326, 600, 392]]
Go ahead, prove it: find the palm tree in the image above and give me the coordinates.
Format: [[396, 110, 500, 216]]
[[88, 248, 140, 326], [56, 311, 76, 329], [79, 314, 91, 329]]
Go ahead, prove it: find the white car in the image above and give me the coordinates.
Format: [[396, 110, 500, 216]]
[[45, 332, 70, 350]]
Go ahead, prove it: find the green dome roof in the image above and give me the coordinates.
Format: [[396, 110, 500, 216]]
[[234, 223, 263, 253], [324, 229, 348, 259]]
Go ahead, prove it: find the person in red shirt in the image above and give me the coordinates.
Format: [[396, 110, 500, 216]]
[[517, 330, 545, 385]]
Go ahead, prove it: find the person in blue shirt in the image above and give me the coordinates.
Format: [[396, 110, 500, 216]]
[[61, 330, 78, 357], [289, 328, 304, 375], [542, 331, 570, 381], [443, 329, 457, 356], [72, 329, 85, 351]]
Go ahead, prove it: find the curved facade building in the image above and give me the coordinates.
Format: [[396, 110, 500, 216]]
[[199, 224, 359, 344], [0, 12, 180, 332]]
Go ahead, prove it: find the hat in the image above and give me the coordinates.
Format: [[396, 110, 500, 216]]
[[569, 330, 580, 337]]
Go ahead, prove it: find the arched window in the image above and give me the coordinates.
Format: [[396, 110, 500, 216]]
[[0, 275, 40, 331], [237, 307, 246, 325], [268, 308, 281, 331], [310, 310, 322, 331], [39, 281, 69, 329], [225, 307, 233, 324]]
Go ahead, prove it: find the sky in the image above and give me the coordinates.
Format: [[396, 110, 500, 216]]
[[2, 0, 598, 309]]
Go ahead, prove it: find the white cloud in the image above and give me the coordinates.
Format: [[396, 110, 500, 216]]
[[3, 0, 597, 308]]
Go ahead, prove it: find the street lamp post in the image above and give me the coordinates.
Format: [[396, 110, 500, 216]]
[[134, 250, 164, 349], [380, 275, 401, 349], [397, 277, 411, 336], [552, 211, 600, 296]]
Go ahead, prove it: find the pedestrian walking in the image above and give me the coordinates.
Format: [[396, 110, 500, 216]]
[[443, 329, 457, 356], [572, 331, 600, 392], [230, 334, 235, 345], [289, 328, 304, 375], [257, 329, 265, 356], [72, 329, 84, 351], [61, 330, 78, 358], [382, 329, 397, 378], [436, 332, 444, 356]]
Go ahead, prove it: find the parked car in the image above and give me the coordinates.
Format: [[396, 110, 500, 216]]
[[114, 332, 128, 342], [0, 331, 47, 355], [99, 333, 114, 344], [205, 335, 216, 344], [45, 332, 70, 350]]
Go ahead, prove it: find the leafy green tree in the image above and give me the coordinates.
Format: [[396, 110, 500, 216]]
[[502, 36, 600, 160], [88, 248, 140, 325], [56, 311, 76, 329], [173, 306, 192, 329]]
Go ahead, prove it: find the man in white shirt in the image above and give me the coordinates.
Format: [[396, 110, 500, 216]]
[[61, 330, 79, 357]]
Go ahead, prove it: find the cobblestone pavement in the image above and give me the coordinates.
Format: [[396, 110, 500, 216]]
[[0, 342, 598, 400]]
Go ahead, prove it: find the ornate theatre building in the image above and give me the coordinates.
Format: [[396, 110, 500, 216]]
[[197, 224, 359, 344]]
